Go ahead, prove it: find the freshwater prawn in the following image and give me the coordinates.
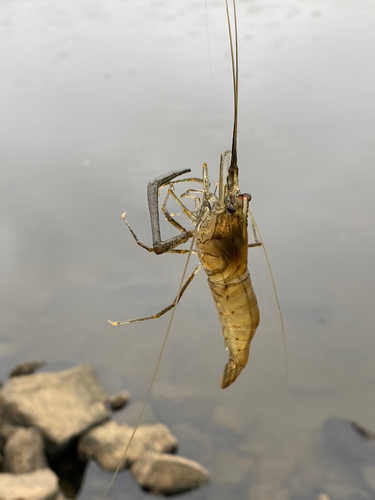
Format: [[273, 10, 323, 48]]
[[104, 1, 286, 497], [108, 0, 284, 389]]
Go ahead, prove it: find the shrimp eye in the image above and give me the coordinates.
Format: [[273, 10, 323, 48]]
[[227, 204, 236, 214], [242, 192, 252, 201]]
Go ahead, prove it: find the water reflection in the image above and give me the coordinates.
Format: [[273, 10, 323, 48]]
[[1, 0, 375, 498]]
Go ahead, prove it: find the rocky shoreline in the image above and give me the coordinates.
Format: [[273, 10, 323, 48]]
[[0, 362, 209, 500]]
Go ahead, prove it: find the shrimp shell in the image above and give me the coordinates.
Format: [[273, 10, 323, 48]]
[[195, 169, 260, 388]]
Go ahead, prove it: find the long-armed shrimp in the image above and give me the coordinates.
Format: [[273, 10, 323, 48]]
[[104, 1, 286, 496], [108, 0, 282, 389]]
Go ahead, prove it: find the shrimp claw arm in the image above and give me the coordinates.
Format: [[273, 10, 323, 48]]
[[148, 169, 194, 254], [122, 213, 194, 254]]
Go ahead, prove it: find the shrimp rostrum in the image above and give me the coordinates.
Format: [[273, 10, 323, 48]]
[[110, 151, 261, 389]]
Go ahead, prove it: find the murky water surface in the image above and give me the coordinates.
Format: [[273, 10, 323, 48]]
[[1, 0, 375, 498]]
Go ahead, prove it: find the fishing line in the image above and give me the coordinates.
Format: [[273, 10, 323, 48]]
[[103, 233, 196, 498], [104, 1, 277, 494], [204, 0, 213, 85], [204, 0, 221, 181], [248, 208, 289, 381]]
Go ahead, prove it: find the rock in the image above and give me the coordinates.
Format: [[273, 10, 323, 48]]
[[55, 494, 69, 500], [320, 417, 375, 465], [0, 363, 210, 497], [9, 361, 45, 378], [0, 424, 20, 442], [0, 468, 59, 500], [286, 417, 375, 500], [136, 422, 179, 454], [131, 451, 210, 495], [4, 427, 47, 473], [78, 420, 178, 470], [0, 425, 23, 470], [0, 365, 109, 453], [107, 391, 129, 411], [350, 421, 375, 441]]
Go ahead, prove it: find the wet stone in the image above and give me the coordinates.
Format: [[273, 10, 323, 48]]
[[0, 468, 60, 500], [107, 390, 129, 411], [0, 363, 210, 497], [131, 451, 210, 495], [0, 365, 110, 453], [9, 361, 45, 378], [350, 421, 375, 441], [0, 424, 20, 443], [320, 417, 375, 464], [4, 427, 47, 473], [78, 420, 178, 469]]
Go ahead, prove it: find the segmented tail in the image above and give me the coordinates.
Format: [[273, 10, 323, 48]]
[[221, 360, 244, 388]]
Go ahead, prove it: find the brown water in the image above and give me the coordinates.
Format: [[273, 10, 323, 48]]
[[1, 0, 375, 499]]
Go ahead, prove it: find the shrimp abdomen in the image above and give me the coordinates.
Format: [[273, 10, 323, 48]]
[[208, 271, 260, 388]]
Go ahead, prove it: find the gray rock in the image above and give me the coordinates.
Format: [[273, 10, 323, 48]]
[[320, 417, 375, 465], [286, 417, 375, 500], [4, 427, 47, 473], [55, 495, 68, 500], [9, 361, 45, 378], [136, 422, 179, 454], [78, 420, 178, 469], [131, 451, 210, 495], [55, 494, 69, 500], [107, 390, 129, 411], [351, 421, 375, 441], [0, 365, 109, 453], [0, 424, 20, 442], [0, 468, 59, 500], [0, 425, 18, 462]]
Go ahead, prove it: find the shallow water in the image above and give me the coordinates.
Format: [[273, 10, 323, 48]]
[[1, 0, 375, 498]]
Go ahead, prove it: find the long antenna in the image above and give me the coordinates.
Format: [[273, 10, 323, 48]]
[[225, 0, 239, 187], [248, 209, 288, 380]]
